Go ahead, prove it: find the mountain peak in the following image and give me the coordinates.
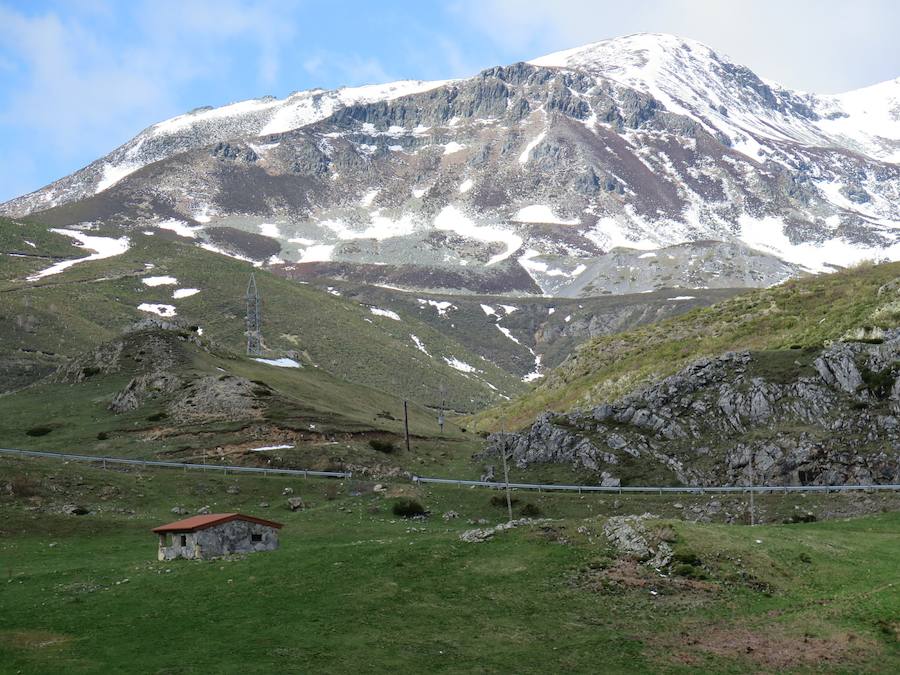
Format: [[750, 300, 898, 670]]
[[528, 33, 722, 72]]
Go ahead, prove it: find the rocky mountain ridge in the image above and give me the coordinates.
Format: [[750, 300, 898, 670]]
[[3, 33, 899, 297], [484, 332, 900, 487]]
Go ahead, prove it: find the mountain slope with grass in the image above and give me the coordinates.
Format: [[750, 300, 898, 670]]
[[473, 261, 900, 487], [476, 261, 900, 431], [0, 217, 524, 410], [0, 318, 483, 476]]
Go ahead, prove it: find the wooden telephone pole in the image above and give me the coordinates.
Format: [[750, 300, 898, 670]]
[[749, 451, 756, 526], [499, 421, 513, 522], [438, 383, 446, 434], [403, 400, 411, 453]]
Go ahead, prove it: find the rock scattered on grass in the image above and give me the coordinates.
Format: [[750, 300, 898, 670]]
[[459, 518, 550, 543], [603, 514, 673, 568], [62, 504, 89, 516]]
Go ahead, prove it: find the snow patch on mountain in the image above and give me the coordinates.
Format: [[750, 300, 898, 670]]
[[138, 303, 177, 318], [410, 334, 430, 356], [514, 205, 580, 225], [433, 205, 523, 266], [27, 229, 131, 281], [370, 307, 401, 321], [158, 219, 202, 239], [142, 276, 177, 287], [518, 130, 546, 164], [444, 356, 479, 373]]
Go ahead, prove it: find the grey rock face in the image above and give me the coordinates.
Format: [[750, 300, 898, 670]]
[[603, 514, 673, 568], [484, 332, 900, 486]]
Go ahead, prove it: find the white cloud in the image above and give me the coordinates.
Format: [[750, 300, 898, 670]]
[[0, 1, 300, 200], [451, 0, 900, 93]]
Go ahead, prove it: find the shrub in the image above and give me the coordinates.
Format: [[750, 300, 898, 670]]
[[25, 426, 53, 437], [520, 502, 542, 517], [673, 549, 702, 566], [146, 412, 167, 422], [799, 552, 813, 564], [860, 364, 896, 399], [490, 494, 519, 508], [96, 431, 109, 440], [81, 366, 101, 377], [392, 498, 425, 518], [8, 475, 37, 497], [324, 484, 340, 501], [368, 439, 396, 453], [673, 563, 708, 580]]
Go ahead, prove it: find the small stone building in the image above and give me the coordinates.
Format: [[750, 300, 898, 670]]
[[152, 513, 283, 561]]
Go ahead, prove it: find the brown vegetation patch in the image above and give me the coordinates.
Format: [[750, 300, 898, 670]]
[[577, 558, 719, 596], [659, 624, 879, 670], [0, 630, 72, 650]]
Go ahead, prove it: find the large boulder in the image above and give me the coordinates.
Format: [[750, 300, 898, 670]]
[[602, 514, 672, 568]]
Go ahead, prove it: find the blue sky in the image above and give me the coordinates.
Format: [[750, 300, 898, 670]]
[[1, 0, 898, 203]]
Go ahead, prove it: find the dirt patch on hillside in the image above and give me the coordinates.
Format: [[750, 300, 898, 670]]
[[657, 623, 880, 670], [0, 630, 72, 650], [576, 558, 719, 596]]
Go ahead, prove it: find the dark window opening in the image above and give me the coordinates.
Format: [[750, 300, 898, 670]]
[[251, 533, 262, 543], [180, 535, 187, 547]]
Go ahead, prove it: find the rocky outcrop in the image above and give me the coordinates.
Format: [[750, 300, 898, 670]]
[[458, 517, 550, 543], [484, 332, 900, 486], [603, 514, 673, 568]]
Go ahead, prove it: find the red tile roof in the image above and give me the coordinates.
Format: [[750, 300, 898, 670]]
[[152, 513, 284, 534]]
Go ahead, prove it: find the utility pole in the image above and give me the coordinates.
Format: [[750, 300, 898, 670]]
[[246, 273, 261, 356], [438, 383, 446, 434], [748, 451, 756, 527], [499, 421, 513, 522], [403, 400, 411, 453]]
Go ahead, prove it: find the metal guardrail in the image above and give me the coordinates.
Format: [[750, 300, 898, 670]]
[[411, 475, 900, 494], [3, 447, 899, 493], [0, 448, 352, 479]]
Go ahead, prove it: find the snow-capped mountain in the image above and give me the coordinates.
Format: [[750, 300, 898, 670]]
[[4, 33, 899, 297]]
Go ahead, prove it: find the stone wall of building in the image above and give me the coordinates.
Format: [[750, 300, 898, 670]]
[[157, 520, 279, 560]]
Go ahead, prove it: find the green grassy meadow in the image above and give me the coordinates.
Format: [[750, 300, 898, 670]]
[[1, 456, 898, 673]]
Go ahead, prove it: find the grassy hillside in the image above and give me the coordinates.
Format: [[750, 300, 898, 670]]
[[314, 280, 740, 379], [0, 218, 523, 410], [1, 455, 898, 673], [0, 322, 489, 479], [475, 261, 900, 431]]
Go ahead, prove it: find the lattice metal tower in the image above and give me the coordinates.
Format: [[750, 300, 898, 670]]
[[246, 273, 261, 355]]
